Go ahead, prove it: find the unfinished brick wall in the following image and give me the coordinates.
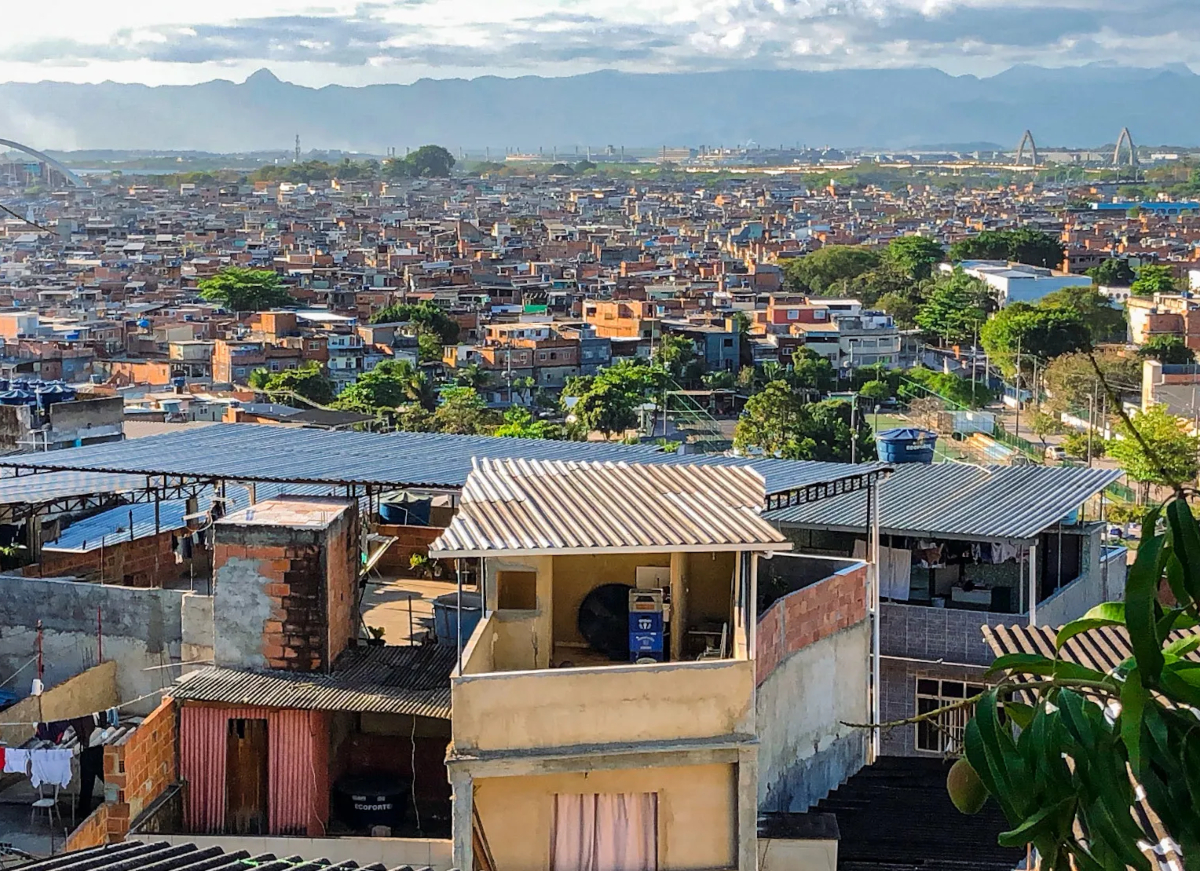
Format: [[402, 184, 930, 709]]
[[375, 524, 443, 571], [66, 803, 110, 850], [756, 563, 867, 685], [29, 530, 188, 587], [67, 696, 177, 848], [213, 497, 358, 673]]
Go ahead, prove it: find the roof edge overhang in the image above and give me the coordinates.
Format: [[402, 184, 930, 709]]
[[430, 541, 794, 558]]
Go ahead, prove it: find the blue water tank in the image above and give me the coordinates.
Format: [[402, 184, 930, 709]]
[[433, 591, 483, 647], [876, 427, 938, 464]]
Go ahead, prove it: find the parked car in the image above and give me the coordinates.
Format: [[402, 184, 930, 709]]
[[1044, 445, 1067, 463]]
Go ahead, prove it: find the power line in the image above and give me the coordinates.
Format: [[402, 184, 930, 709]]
[[0, 201, 55, 234]]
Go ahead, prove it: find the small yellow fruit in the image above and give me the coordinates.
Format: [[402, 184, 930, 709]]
[[947, 757, 988, 814]]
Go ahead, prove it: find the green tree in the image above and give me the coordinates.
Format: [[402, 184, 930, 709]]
[[1039, 285, 1127, 344], [247, 368, 272, 390], [383, 145, 456, 179], [454, 363, 493, 390], [783, 246, 881, 295], [1139, 335, 1196, 364], [417, 331, 444, 363], [1107, 404, 1200, 486], [915, 269, 991, 345], [1130, 264, 1178, 297], [734, 383, 872, 462], [858, 380, 892, 402], [1086, 258, 1136, 287], [948, 228, 1065, 269], [882, 235, 944, 280], [564, 360, 660, 437], [875, 290, 923, 330], [574, 159, 597, 173], [655, 334, 702, 385], [1043, 351, 1141, 414], [260, 362, 336, 405], [901, 367, 994, 409], [334, 360, 436, 414], [370, 302, 460, 343], [980, 304, 1091, 376], [198, 267, 293, 312], [494, 407, 563, 440], [432, 386, 492, 434]]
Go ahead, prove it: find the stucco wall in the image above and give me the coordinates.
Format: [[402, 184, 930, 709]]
[[0, 659, 118, 746], [452, 658, 755, 753], [756, 623, 869, 812], [473, 764, 737, 871], [551, 553, 671, 646], [758, 838, 838, 871], [0, 574, 184, 708]]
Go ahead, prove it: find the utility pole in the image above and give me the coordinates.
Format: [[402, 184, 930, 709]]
[[1014, 335, 1022, 442], [850, 397, 858, 464], [971, 322, 978, 397], [1086, 388, 1096, 467]]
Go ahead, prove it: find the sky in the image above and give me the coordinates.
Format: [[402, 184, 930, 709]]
[[0, 0, 1194, 87]]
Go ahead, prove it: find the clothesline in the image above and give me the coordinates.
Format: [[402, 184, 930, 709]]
[[0, 686, 169, 728], [0, 655, 38, 690]]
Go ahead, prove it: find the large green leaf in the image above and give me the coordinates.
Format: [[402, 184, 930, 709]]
[[1166, 498, 1200, 605], [1125, 512, 1167, 684], [1119, 666, 1147, 773], [997, 797, 1075, 848], [1056, 602, 1126, 649]]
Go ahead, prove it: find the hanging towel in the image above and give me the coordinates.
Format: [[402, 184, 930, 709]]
[[29, 748, 73, 789], [105, 707, 119, 728], [2, 748, 30, 775], [70, 716, 95, 746]]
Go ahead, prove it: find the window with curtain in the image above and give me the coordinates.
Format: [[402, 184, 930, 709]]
[[551, 792, 658, 871]]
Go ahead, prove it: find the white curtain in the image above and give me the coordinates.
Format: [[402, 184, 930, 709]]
[[552, 793, 658, 871]]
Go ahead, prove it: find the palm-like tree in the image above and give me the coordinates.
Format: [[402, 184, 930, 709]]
[[455, 362, 493, 391], [247, 368, 271, 390]]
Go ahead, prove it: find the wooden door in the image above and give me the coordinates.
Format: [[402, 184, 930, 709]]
[[225, 718, 269, 834]]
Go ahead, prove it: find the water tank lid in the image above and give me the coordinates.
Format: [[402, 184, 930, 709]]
[[876, 427, 937, 441]]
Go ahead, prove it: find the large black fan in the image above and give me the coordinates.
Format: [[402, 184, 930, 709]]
[[577, 583, 633, 661]]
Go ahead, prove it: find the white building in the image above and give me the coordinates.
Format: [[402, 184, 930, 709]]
[[942, 260, 1092, 306]]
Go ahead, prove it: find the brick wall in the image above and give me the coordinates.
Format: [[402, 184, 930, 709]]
[[29, 530, 188, 588], [757, 564, 867, 685], [67, 696, 177, 847], [375, 524, 444, 570], [66, 803, 109, 850]]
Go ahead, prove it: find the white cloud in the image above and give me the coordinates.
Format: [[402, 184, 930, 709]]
[[0, 0, 1195, 85]]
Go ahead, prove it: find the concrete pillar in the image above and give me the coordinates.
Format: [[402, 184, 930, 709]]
[[669, 552, 688, 661], [737, 745, 759, 871], [450, 770, 474, 871]]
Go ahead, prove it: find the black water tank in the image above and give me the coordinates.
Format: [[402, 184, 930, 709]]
[[333, 773, 409, 831]]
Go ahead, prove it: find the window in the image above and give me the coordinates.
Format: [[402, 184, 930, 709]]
[[786, 309, 799, 319], [814, 310, 827, 319], [552, 793, 658, 871], [269, 362, 280, 372], [309, 341, 323, 350], [722, 338, 733, 348], [234, 367, 246, 377], [915, 678, 986, 753], [496, 570, 537, 610]]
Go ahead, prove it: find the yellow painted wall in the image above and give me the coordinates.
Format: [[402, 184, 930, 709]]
[[551, 554, 671, 646], [758, 839, 837, 871], [452, 658, 754, 752], [0, 660, 118, 746], [474, 763, 737, 871], [686, 552, 735, 626]]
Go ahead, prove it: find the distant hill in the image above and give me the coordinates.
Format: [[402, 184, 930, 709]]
[[0, 63, 1196, 153]]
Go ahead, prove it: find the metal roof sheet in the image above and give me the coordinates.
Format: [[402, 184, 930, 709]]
[[766, 463, 1123, 542], [173, 644, 455, 719], [0, 470, 148, 505], [983, 622, 1200, 675], [430, 457, 790, 556], [0, 422, 885, 496]]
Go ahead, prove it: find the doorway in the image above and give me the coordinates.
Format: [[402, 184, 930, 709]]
[[225, 718, 269, 834]]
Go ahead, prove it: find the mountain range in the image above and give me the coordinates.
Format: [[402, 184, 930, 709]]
[[0, 63, 1197, 154]]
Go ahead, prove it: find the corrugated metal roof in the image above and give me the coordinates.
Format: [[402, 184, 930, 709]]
[[0, 422, 885, 496], [983, 622, 1200, 675], [15, 840, 450, 871], [172, 644, 454, 719], [766, 463, 1123, 541], [0, 470, 148, 505], [430, 457, 790, 556], [43, 481, 361, 553]]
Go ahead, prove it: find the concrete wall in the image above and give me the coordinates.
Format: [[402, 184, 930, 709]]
[[0, 659, 118, 746], [151, 833, 453, 871], [550, 553, 670, 646], [758, 838, 838, 871], [452, 658, 755, 754], [49, 395, 125, 446], [473, 764, 737, 871], [181, 592, 214, 664], [755, 563, 869, 812], [879, 602, 1011, 666], [0, 573, 184, 708]]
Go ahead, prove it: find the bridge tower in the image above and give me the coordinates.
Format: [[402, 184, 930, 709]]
[[1015, 130, 1038, 167]]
